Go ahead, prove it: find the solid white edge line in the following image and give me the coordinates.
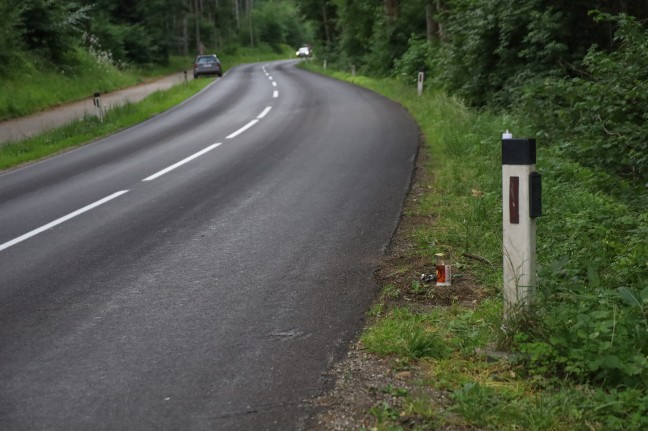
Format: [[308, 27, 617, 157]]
[[142, 143, 221, 182], [0, 190, 130, 253], [226, 119, 259, 139], [257, 106, 272, 119], [273, 90, 279, 98]]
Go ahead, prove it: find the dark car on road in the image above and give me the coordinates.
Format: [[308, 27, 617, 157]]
[[193, 54, 223, 78]]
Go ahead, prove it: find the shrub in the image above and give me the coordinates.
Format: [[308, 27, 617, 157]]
[[393, 34, 437, 84]]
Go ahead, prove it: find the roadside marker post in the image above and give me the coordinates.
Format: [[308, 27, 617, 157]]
[[351, 64, 356, 76], [501, 131, 542, 318], [93, 92, 104, 122], [417, 71, 424, 96]]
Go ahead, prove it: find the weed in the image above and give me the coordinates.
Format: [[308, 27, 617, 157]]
[[382, 283, 401, 300], [409, 281, 426, 295], [362, 309, 449, 360], [368, 401, 400, 425]]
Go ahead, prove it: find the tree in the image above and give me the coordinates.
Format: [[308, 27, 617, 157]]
[[0, 0, 24, 75], [19, 0, 91, 64]]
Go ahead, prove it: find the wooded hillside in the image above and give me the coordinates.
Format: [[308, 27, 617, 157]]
[[0, 0, 311, 70]]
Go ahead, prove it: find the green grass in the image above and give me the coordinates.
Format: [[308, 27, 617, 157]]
[[303, 63, 648, 430], [361, 308, 450, 360]]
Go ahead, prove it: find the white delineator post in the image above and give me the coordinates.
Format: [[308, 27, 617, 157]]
[[417, 71, 424, 96], [501, 132, 541, 317], [93, 92, 104, 122]]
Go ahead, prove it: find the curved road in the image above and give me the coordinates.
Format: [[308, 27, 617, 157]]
[[0, 61, 419, 430]]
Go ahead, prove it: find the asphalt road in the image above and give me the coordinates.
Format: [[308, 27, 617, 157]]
[[0, 60, 419, 430]]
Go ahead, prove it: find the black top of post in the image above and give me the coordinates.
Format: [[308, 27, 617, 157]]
[[502, 138, 536, 165]]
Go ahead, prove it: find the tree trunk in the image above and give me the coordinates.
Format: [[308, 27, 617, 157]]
[[194, 0, 202, 53], [321, 0, 331, 45], [426, 0, 444, 41], [182, 15, 189, 56], [248, 0, 254, 47], [426, 2, 436, 41], [385, 0, 398, 21], [233, 0, 240, 28]]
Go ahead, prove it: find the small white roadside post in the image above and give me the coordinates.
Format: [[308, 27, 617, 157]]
[[351, 64, 356, 76], [323, 59, 327, 70], [93, 92, 104, 123], [501, 131, 542, 318], [417, 71, 424, 96]]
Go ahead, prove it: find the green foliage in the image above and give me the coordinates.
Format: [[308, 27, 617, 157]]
[[368, 401, 400, 426], [437, 0, 571, 107], [393, 35, 437, 84], [252, 0, 313, 50], [509, 143, 648, 389], [532, 13, 648, 181], [0, 1, 24, 76], [0, 0, 309, 77], [19, 0, 91, 64]]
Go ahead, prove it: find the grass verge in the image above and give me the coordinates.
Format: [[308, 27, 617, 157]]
[[305, 65, 648, 430]]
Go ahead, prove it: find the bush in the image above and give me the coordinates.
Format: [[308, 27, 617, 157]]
[[561, 13, 648, 182], [514, 150, 648, 388], [517, 13, 648, 183], [393, 35, 437, 84]]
